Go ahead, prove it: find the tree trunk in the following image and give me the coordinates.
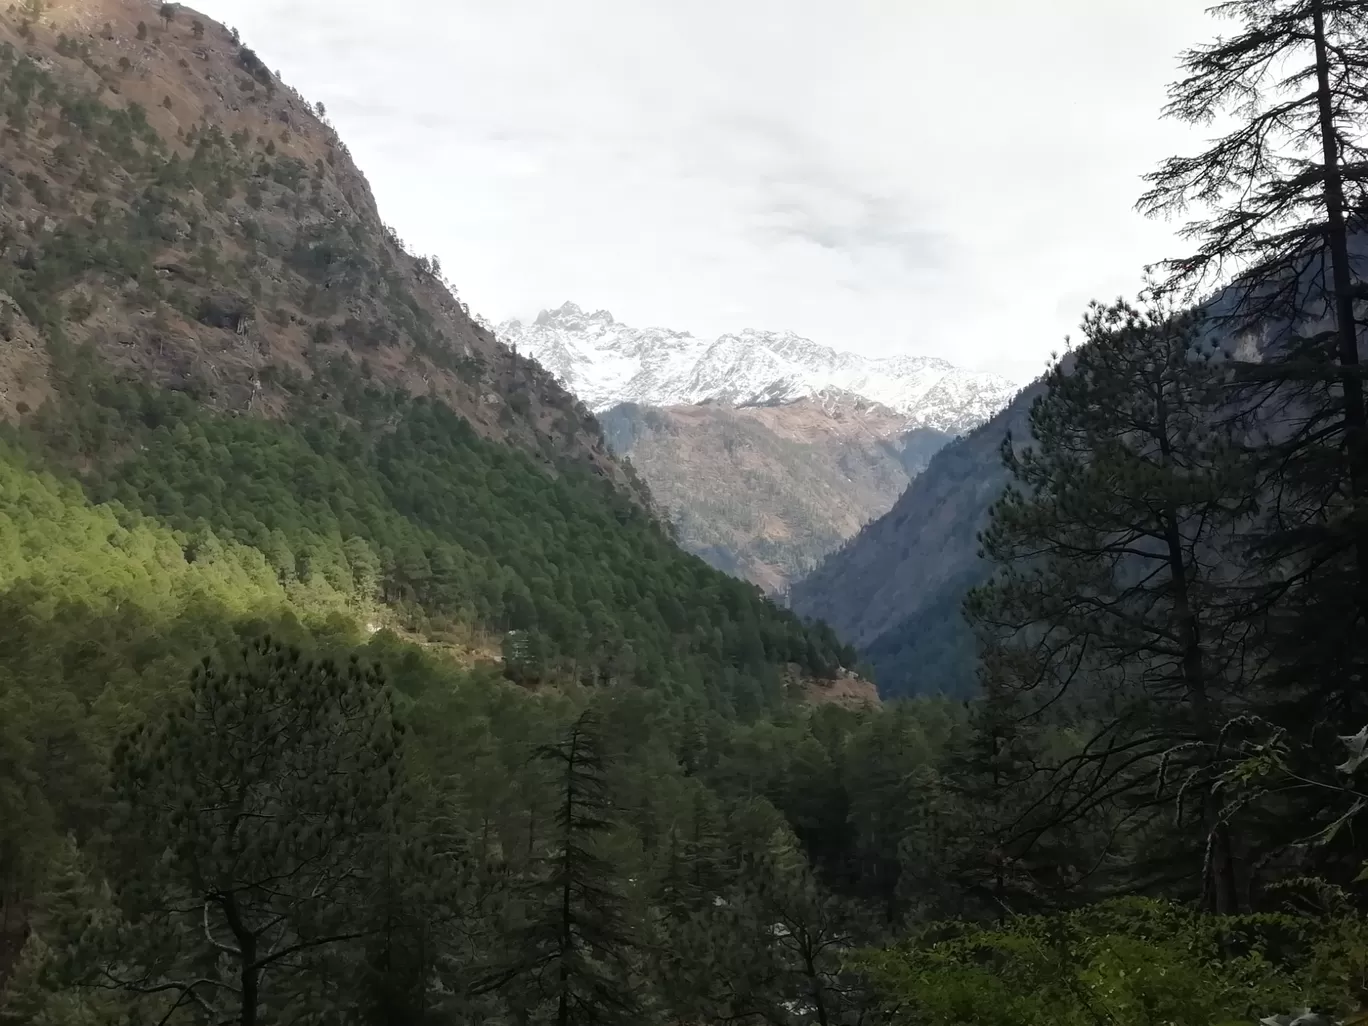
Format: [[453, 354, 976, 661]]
[[220, 895, 260, 1026], [804, 948, 831, 1026], [1155, 377, 1241, 913], [1313, 0, 1368, 619], [1164, 531, 1240, 911], [555, 734, 579, 1026]]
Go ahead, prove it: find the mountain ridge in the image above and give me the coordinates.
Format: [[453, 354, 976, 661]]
[[788, 243, 1368, 698], [0, 0, 645, 502], [496, 301, 1019, 592], [498, 301, 1020, 434]]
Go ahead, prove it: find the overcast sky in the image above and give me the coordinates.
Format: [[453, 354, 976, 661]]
[[200, 0, 1217, 383]]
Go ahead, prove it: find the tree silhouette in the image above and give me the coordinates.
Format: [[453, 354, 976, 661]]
[[478, 711, 638, 1026], [1138, 0, 1368, 741], [967, 299, 1256, 910]]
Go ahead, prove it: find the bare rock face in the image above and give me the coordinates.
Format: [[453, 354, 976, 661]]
[[787, 664, 880, 710], [601, 396, 950, 593], [0, 0, 643, 502]]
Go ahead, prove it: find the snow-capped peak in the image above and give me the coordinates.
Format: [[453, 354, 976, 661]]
[[531, 301, 617, 330], [497, 306, 1020, 435]]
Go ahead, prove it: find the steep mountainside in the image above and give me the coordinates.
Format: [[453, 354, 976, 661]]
[[0, 0, 855, 723], [787, 264, 1344, 699], [0, 0, 638, 498], [789, 383, 1041, 697], [499, 302, 1018, 434], [601, 396, 948, 592]]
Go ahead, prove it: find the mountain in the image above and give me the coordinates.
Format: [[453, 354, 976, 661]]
[[499, 301, 1018, 434], [600, 396, 949, 592], [789, 381, 1041, 697], [0, 16, 648, 498], [0, 7, 919, 1012], [0, 0, 857, 717], [501, 302, 1019, 590], [788, 243, 1368, 699]]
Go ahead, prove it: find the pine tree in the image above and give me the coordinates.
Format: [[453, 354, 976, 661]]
[[1138, 0, 1368, 745], [478, 711, 638, 1026], [95, 639, 409, 1026], [738, 842, 875, 1026], [966, 299, 1257, 910], [655, 784, 728, 917]]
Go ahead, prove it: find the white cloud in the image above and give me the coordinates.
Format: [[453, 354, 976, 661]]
[[200, 0, 1216, 383]]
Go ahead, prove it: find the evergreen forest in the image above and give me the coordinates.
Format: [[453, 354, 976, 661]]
[[8, 2, 1368, 1025]]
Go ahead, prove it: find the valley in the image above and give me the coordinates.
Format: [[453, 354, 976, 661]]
[[502, 301, 1018, 590], [3, 1, 1368, 1024]]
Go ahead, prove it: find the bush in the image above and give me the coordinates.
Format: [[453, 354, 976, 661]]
[[856, 898, 1368, 1026]]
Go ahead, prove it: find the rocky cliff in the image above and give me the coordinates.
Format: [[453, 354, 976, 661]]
[[0, 0, 640, 498]]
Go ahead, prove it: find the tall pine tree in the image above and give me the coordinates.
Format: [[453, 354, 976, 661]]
[[967, 299, 1257, 909], [1139, 0, 1368, 751], [479, 711, 638, 1026]]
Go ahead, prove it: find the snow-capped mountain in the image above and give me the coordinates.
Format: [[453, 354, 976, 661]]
[[497, 302, 1019, 435]]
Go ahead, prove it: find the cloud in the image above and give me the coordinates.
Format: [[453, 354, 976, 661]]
[[696, 117, 950, 274], [200, 0, 1218, 383]]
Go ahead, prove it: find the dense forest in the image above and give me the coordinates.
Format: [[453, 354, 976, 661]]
[[7, 0, 1368, 1024]]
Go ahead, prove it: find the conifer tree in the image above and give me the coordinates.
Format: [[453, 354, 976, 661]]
[[898, 685, 1080, 922], [479, 711, 638, 1026], [656, 815, 874, 1026], [95, 639, 409, 1026], [656, 784, 728, 917], [1138, 0, 1368, 739], [967, 299, 1257, 910]]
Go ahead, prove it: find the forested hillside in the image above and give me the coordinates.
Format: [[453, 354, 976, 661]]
[[0, 0, 855, 700], [6, 1, 1368, 1025], [0, 0, 637, 495], [0, 3, 888, 1019]]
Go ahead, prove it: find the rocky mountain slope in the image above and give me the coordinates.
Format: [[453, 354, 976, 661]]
[[0, 0, 638, 499], [600, 397, 948, 592], [0, 0, 857, 714], [787, 248, 1367, 699], [789, 381, 1042, 697], [503, 302, 1019, 590], [500, 301, 1017, 434]]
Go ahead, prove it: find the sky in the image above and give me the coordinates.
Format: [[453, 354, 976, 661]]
[[200, 0, 1219, 384]]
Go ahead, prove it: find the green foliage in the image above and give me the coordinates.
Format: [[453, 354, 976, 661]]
[[480, 712, 640, 1026], [93, 639, 410, 1024], [0, 409, 924, 1023], [17, 363, 851, 714], [7, 6, 1368, 1023], [857, 898, 1368, 1026], [962, 300, 1261, 907]]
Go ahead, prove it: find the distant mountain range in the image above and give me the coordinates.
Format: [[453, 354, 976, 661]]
[[498, 302, 1019, 434], [498, 304, 1021, 592]]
